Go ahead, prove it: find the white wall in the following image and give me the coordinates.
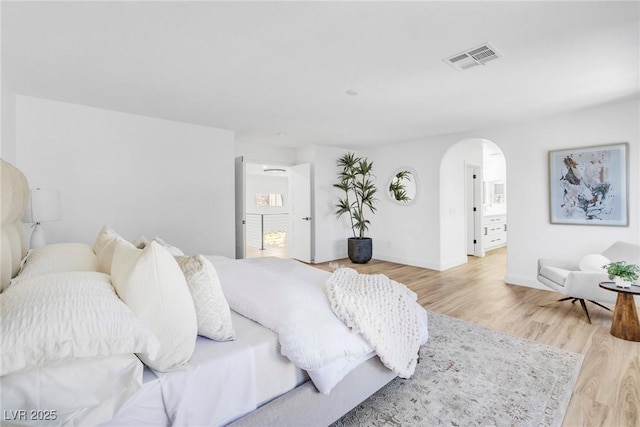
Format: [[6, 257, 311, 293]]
[[491, 99, 639, 289], [1, 91, 17, 164], [236, 141, 296, 165], [362, 139, 452, 269], [439, 139, 484, 269], [15, 95, 236, 257], [245, 173, 289, 214], [360, 98, 639, 288]]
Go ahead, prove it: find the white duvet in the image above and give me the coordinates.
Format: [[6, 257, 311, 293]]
[[208, 256, 428, 394], [209, 257, 373, 370]]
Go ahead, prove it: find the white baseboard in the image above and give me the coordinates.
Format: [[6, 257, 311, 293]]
[[438, 256, 468, 271], [374, 253, 468, 271], [374, 253, 440, 271]]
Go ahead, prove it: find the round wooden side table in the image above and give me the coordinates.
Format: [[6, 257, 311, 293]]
[[599, 282, 640, 342]]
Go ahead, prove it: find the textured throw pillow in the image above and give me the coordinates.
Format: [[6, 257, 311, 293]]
[[0, 271, 160, 376], [111, 240, 197, 372], [13, 243, 98, 283], [579, 254, 610, 271], [174, 255, 236, 341]]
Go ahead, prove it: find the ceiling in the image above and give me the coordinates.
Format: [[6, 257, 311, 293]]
[[2, 1, 638, 149]]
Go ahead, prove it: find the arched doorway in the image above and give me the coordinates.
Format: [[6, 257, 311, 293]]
[[439, 138, 507, 267]]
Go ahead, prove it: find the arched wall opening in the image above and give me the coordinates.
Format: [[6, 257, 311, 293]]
[[439, 137, 507, 269]]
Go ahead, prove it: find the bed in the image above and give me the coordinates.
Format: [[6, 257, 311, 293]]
[[0, 158, 428, 426]]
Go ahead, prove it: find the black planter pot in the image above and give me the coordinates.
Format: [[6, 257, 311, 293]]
[[348, 237, 372, 264]]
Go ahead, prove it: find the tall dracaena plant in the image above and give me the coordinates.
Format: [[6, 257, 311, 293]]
[[334, 153, 378, 239]]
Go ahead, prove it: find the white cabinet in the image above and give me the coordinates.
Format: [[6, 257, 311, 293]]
[[482, 214, 507, 251]]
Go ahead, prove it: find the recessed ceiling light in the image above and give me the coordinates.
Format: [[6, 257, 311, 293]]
[[345, 89, 360, 96]]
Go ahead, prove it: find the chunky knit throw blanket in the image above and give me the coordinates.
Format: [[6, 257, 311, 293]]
[[324, 268, 422, 378]]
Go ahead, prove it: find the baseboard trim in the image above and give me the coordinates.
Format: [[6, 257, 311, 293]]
[[439, 257, 468, 271], [374, 254, 468, 272], [374, 253, 440, 271]]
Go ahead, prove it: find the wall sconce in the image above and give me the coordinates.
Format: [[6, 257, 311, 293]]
[[22, 188, 61, 249]]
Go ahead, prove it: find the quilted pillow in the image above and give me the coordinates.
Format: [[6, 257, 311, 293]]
[[0, 271, 159, 376], [175, 255, 236, 341], [111, 240, 197, 372], [13, 243, 98, 283], [579, 254, 610, 271]]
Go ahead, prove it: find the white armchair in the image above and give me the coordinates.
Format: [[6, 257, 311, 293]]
[[537, 241, 640, 323]]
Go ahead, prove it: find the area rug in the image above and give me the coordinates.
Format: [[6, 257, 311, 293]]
[[332, 311, 583, 427]]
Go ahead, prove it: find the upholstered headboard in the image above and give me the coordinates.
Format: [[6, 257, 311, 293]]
[[1, 158, 29, 291]]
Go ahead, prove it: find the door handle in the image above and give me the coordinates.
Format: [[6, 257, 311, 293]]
[[302, 217, 312, 221]]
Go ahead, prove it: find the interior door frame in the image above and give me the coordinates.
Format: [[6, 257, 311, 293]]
[[236, 159, 313, 262]]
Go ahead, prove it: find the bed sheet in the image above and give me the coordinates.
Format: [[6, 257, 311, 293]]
[[100, 368, 167, 426], [231, 311, 308, 405], [107, 311, 306, 426], [1, 354, 143, 426]]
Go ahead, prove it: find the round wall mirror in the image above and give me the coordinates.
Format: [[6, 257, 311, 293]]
[[387, 167, 418, 205]]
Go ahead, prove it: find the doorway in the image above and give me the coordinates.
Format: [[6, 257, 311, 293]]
[[235, 158, 312, 261], [439, 138, 507, 267]]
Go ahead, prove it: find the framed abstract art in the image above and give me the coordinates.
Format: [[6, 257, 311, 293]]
[[549, 143, 628, 226]]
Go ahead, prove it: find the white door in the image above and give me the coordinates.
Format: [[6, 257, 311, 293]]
[[235, 156, 246, 259], [290, 163, 312, 263], [465, 165, 483, 257]]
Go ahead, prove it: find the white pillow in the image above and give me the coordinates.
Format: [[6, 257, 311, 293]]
[[131, 235, 149, 249], [174, 255, 236, 341], [0, 271, 160, 376], [97, 237, 136, 275], [93, 225, 120, 255], [152, 237, 184, 256], [579, 254, 610, 271], [13, 243, 98, 283], [94, 226, 132, 274], [111, 240, 197, 372]]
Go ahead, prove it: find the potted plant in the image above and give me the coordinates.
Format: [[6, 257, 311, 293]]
[[603, 261, 640, 288], [334, 153, 378, 264]]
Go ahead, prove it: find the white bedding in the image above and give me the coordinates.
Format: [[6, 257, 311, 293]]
[[209, 256, 373, 394], [231, 312, 308, 405], [1, 354, 144, 426], [154, 335, 256, 426], [210, 256, 429, 395], [107, 311, 306, 426], [101, 369, 167, 427]]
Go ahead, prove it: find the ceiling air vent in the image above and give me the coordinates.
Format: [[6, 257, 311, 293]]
[[444, 43, 502, 71]]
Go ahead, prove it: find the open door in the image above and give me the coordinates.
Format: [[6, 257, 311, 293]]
[[466, 164, 483, 257], [235, 156, 246, 259], [290, 163, 312, 263]]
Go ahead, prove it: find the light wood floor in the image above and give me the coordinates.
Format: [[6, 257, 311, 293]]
[[314, 248, 640, 427], [246, 245, 290, 259]]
